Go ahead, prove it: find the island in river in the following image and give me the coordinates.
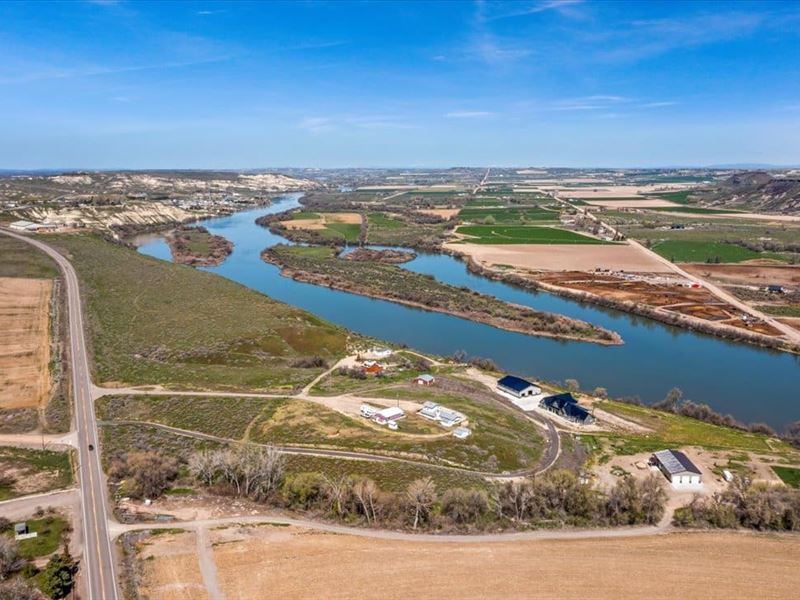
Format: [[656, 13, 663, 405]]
[[166, 225, 233, 267], [261, 244, 622, 345]]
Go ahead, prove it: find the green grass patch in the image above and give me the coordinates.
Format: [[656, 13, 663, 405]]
[[644, 190, 695, 204], [51, 235, 347, 392], [322, 222, 361, 242], [756, 304, 800, 318], [772, 466, 800, 488], [650, 240, 765, 263], [368, 212, 405, 229], [10, 516, 68, 558], [456, 225, 607, 245], [290, 211, 321, 220], [0, 235, 59, 278], [458, 207, 559, 224]]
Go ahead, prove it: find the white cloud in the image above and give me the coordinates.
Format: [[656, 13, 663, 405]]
[[445, 110, 494, 118]]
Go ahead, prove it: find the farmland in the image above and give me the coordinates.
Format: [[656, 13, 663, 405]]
[[650, 240, 770, 263], [457, 206, 560, 224], [0, 277, 52, 413], [137, 526, 800, 600], [50, 235, 348, 392], [455, 225, 607, 244], [0, 235, 59, 278], [262, 244, 619, 344]]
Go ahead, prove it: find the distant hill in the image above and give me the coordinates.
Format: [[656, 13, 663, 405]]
[[697, 171, 800, 214]]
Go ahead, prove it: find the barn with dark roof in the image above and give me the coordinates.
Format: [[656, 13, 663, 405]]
[[497, 375, 541, 398], [540, 393, 594, 425]]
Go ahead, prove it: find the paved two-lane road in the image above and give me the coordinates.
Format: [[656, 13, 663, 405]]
[[1, 229, 118, 600]]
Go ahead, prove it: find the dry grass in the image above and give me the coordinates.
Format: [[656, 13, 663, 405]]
[[137, 530, 208, 600], [210, 527, 800, 600], [0, 277, 51, 409]]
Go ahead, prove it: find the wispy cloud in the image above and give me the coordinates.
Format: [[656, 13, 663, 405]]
[[298, 115, 415, 134], [549, 95, 631, 111], [445, 110, 494, 118], [479, 0, 585, 22]]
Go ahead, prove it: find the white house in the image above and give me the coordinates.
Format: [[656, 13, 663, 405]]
[[651, 449, 703, 488], [453, 427, 471, 439]]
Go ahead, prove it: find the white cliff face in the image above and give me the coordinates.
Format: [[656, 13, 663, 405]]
[[45, 172, 320, 193], [18, 203, 212, 229]]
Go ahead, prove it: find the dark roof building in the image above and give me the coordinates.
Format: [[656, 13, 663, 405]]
[[540, 393, 594, 425], [497, 375, 540, 398]]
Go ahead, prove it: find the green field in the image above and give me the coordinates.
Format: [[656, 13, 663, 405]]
[[458, 207, 560, 224], [51, 235, 348, 391], [644, 190, 695, 204], [367, 212, 405, 229], [651, 240, 765, 263], [96, 395, 273, 440], [290, 211, 321, 220], [456, 225, 607, 245], [0, 235, 59, 278], [322, 221, 360, 242], [772, 466, 800, 488]]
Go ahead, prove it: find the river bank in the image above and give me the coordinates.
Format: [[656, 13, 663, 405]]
[[261, 244, 622, 345]]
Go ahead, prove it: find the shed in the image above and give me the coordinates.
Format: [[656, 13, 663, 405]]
[[651, 449, 702, 486], [418, 401, 441, 420], [374, 406, 405, 424], [14, 523, 27, 536], [414, 374, 436, 386], [453, 427, 471, 439], [497, 375, 540, 398]]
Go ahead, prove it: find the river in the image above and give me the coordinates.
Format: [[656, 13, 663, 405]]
[[134, 194, 800, 429]]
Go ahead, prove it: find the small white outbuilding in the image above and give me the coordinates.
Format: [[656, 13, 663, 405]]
[[651, 449, 702, 487]]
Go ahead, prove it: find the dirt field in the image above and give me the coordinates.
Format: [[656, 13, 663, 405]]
[[680, 263, 800, 287], [447, 242, 672, 272], [136, 530, 208, 600], [283, 212, 362, 230], [0, 277, 52, 409], [206, 526, 800, 599], [416, 208, 460, 219], [552, 184, 691, 198]]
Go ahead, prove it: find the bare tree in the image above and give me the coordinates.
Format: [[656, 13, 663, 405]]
[[351, 477, 379, 524], [406, 477, 437, 530], [322, 474, 351, 517], [565, 379, 580, 393], [188, 450, 218, 487], [0, 579, 40, 600], [126, 451, 178, 499], [0, 538, 23, 581]]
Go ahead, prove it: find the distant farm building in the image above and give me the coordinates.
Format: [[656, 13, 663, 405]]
[[413, 374, 436, 386], [8, 220, 56, 232], [360, 404, 377, 418], [363, 361, 385, 376], [374, 406, 405, 425], [362, 347, 393, 360], [651, 449, 702, 487], [497, 375, 540, 398], [540, 393, 594, 425], [453, 427, 471, 439]]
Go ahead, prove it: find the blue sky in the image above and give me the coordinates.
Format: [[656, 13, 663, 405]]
[[1, 0, 799, 169]]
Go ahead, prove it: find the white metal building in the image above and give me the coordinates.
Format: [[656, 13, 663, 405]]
[[651, 449, 702, 487]]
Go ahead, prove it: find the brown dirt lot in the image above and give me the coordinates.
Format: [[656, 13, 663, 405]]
[[448, 243, 672, 273], [0, 277, 52, 410], [585, 199, 679, 208], [209, 526, 800, 600], [680, 263, 800, 287], [417, 208, 460, 220], [137, 530, 208, 600]]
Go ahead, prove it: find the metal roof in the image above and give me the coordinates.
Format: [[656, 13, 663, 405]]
[[498, 375, 536, 392], [653, 449, 701, 476]]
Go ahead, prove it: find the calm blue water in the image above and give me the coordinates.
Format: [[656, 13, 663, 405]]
[[136, 194, 800, 429]]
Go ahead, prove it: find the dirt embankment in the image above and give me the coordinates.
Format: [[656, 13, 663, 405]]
[[166, 226, 233, 267], [261, 246, 622, 345]]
